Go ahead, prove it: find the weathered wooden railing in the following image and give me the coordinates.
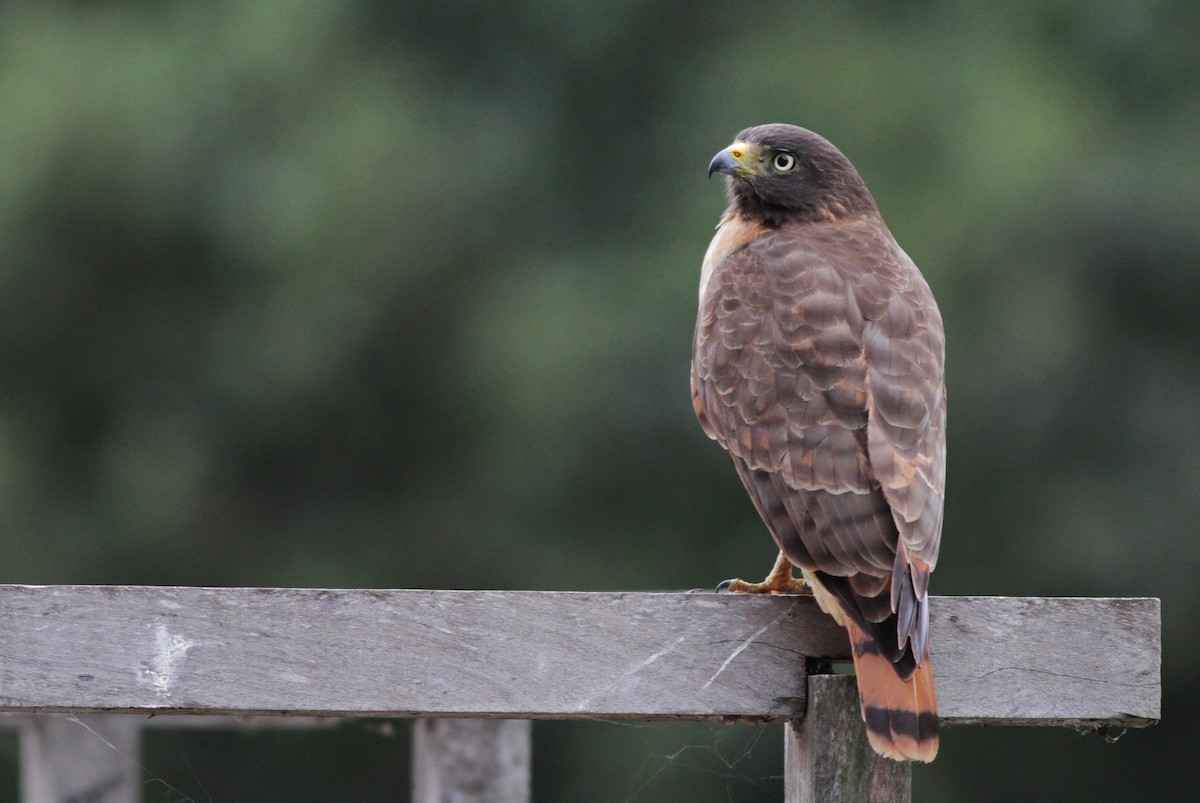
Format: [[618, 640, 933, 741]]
[[0, 586, 1161, 802]]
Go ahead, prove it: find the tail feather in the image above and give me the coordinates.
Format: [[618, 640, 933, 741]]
[[847, 619, 939, 762]]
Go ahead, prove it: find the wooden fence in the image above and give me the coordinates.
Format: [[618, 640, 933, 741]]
[[0, 586, 1161, 802]]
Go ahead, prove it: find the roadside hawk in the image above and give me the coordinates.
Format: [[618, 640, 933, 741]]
[[693, 124, 945, 762]]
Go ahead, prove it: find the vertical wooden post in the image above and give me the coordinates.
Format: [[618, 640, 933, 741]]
[[785, 674, 911, 803], [412, 718, 531, 803], [20, 714, 142, 803]]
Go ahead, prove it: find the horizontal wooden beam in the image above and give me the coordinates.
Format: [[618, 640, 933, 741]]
[[0, 586, 1159, 727]]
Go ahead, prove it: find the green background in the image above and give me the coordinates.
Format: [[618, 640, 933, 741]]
[[1, 1, 1195, 800]]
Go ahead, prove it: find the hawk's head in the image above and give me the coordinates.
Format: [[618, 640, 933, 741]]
[[708, 124, 877, 226]]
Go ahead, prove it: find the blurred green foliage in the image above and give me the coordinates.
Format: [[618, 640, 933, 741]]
[[1, 0, 1196, 799]]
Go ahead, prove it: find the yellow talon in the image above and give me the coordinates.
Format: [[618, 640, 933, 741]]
[[718, 550, 810, 595]]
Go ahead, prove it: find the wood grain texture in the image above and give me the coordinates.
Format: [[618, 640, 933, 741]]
[[785, 675, 910, 803], [932, 595, 1160, 727], [20, 714, 140, 803], [0, 586, 1159, 726], [412, 718, 530, 803]]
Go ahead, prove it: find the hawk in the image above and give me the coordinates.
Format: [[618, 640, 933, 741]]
[[693, 124, 945, 762]]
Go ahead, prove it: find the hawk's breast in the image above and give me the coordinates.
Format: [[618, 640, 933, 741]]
[[699, 212, 766, 305]]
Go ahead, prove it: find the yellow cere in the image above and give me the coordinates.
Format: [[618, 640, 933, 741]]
[[726, 141, 763, 175]]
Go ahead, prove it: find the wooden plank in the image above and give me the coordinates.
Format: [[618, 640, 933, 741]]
[[20, 714, 141, 803], [412, 718, 530, 803], [933, 596, 1160, 727], [1, 714, 340, 731], [0, 586, 826, 721], [784, 675, 910, 803], [0, 586, 1159, 725]]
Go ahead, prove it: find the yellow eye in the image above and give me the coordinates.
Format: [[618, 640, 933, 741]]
[[772, 152, 796, 172]]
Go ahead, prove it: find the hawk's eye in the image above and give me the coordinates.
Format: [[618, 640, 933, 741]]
[[772, 152, 797, 173]]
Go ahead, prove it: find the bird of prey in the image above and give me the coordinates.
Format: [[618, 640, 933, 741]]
[[693, 124, 945, 762]]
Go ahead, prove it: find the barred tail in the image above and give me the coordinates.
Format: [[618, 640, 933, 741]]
[[847, 619, 939, 762]]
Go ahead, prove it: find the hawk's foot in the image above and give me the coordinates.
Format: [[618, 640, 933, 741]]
[[716, 551, 810, 595], [716, 576, 809, 595]]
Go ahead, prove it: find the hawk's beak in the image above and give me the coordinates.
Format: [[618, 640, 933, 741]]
[[708, 142, 759, 178]]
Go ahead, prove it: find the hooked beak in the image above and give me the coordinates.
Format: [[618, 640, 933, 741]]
[[707, 141, 760, 178]]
